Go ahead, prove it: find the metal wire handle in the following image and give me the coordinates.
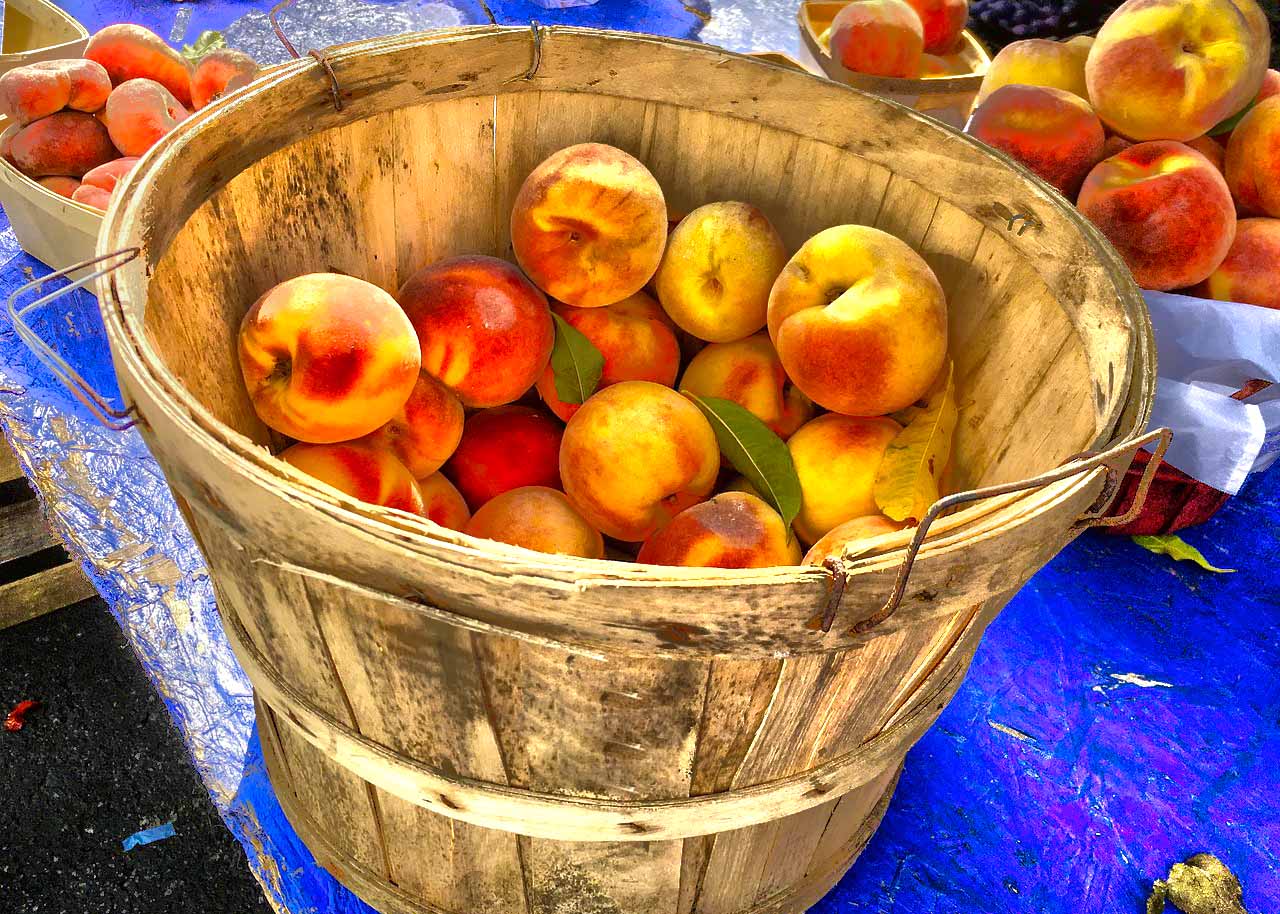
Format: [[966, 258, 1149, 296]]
[[6, 249, 143, 431], [269, 0, 344, 111]]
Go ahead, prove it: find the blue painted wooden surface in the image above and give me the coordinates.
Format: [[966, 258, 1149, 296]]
[[0, 2, 1275, 912]]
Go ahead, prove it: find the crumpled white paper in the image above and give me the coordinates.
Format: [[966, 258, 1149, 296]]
[[1143, 291, 1280, 495]]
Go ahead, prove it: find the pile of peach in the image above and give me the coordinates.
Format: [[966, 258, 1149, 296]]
[[241, 143, 952, 571], [821, 0, 973, 78], [0, 24, 257, 211], [965, 0, 1280, 309]]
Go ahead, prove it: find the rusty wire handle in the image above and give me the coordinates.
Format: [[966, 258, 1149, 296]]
[[821, 426, 1173, 634], [269, 0, 344, 111], [6, 248, 143, 431]]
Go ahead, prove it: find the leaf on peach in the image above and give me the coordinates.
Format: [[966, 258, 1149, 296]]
[[549, 313, 604, 405], [182, 30, 227, 63], [874, 361, 957, 524], [1131, 534, 1235, 574]]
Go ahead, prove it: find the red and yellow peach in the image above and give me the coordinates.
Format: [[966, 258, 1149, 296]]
[[679, 332, 813, 439], [637, 492, 801, 569], [7, 111, 116, 177], [102, 78, 188, 156], [85, 23, 194, 106], [416, 472, 472, 531], [444, 406, 563, 510], [191, 49, 259, 109], [1225, 96, 1280, 217], [0, 59, 112, 126], [280, 443, 425, 515], [902, 0, 969, 54], [465, 486, 604, 559], [788, 415, 902, 545], [355, 372, 464, 478], [803, 514, 908, 565], [829, 0, 925, 78], [976, 36, 1093, 105], [1190, 217, 1280, 309]]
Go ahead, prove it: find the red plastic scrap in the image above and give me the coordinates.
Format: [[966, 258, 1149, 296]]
[[4, 700, 40, 732]]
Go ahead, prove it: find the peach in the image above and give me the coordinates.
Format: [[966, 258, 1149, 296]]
[[1190, 217, 1280, 309], [902, 0, 968, 54], [443, 406, 563, 510], [280, 443, 424, 515], [654, 201, 788, 343], [398, 254, 553, 408], [975, 37, 1093, 105], [788, 415, 902, 545], [1257, 68, 1280, 102], [38, 176, 80, 199], [82, 155, 138, 190], [0, 59, 112, 126], [416, 472, 471, 531], [191, 49, 259, 109], [1078, 141, 1236, 290], [1085, 0, 1269, 142], [1187, 134, 1226, 173], [70, 183, 111, 210], [637, 492, 801, 569], [560, 381, 719, 542], [102, 78, 188, 156], [511, 143, 667, 308], [1225, 96, 1280, 217], [803, 514, 908, 565], [354, 372, 464, 478], [7, 112, 116, 177], [767, 225, 948, 417], [465, 486, 604, 559], [238, 273, 421, 443], [85, 24, 193, 106], [968, 85, 1106, 196], [535, 292, 680, 422], [829, 0, 924, 78], [1102, 134, 1135, 158], [679, 333, 813, 439]]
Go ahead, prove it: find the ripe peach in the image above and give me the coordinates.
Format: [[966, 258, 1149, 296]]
[[82, 155, 138, 191], [1101, 134, 1135, 158], [102, 78, 188, 156], [560, 381, 719, 542], [803, 514, 909, 565], [191, 49, 259, 109], [975, 37, 1093, 105], [443, 406, 563, 510], [1078, 141, 1236, 290], [679, 333, 813, 439], [465, 486, 604, 559], [535, 292, 680, 422], [1225, 97, 1280, 217], [1257, 68, 1280, 102], [238, 273, 421, 443], [654, 201, 788, 343], [416, 472, 471, 531], [788, 415, 902, 545], [85, 23, 193, 106], [902, 0, 968, 54], [38, 176, 80, 199], [0, 59, 112, 126], [767, 225, 948, 417], [1190, 218, 1280, 309], [7, 112, 116, 177], [70, 183, 111, 210], [1085, 0, 1269, 142], [1187, 134, 1226, 173], [398, 254, 553, 408], [511, 143, 667, 308], [637, 492, 801, 569], [280, 443, 425, 515], [354, 372, 464, 478], [968, 85, 1106, 196], [829, 0, 924, 78]]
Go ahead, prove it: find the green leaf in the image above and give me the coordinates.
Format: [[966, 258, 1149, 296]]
[[1132, 534, 1235, 574], [686, 393, 802, 529], [1208, 99, 1256, 136], [181, 30, 227, 63], [549, 313, 604, 405], [874, 362, 957, 523]]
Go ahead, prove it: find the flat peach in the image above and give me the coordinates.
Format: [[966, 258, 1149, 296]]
[[102, 78, 188, 156], [465, 486, 604, 559], [71, 183, 111, 210], [7, 111, 116, 177], [679, 332, 812, 439], [0, 59, 112, 125], [81, 155, 139, 192], [85, 23, 193, 106], [191, 48, 259, 109], [38, 176, 80, 199], [280, 443, 425, 515]]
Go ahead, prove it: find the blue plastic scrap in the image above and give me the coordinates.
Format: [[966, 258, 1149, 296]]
[[121, 821, 177, 852]]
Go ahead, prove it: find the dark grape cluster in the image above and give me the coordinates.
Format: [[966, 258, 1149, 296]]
[[969, 0, 1124, 42]]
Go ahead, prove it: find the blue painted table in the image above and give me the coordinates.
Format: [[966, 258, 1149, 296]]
[[0, 2, 1276, 912]]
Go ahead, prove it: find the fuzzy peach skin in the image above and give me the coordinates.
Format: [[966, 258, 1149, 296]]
[[85, 24, 193, 106], [102, 78, 188, 156], [829, 0, 925, 78], [535, 292, 680, 422], [354, 372, 464, 478], [976, 37, 1093, 105], [679, 333, 813, 439], [191, 49, 259, 109], [654, 201, 788, 343], [37, 176, 80, 199], [82, 155, 139, 192], [280, 443, 425, 515], [968, 85, 1106, 196], [1225, 97, 1280, 217], [788, 415, 902, 545], [1190, 218, 1280, 309], [1078, 141, 1236, 290], [0, 59, 112, 126], [637, 492, 801, 569], [444, 406, 563, 510], [1258, 69, 1280, 102], [902, 0, 968, 54], [1101, 134, 1135, 158], [1186, 135, 1226, 173], [560, 381, 719, 542], [803, 514, 908, 565], [1085, 0, 1268, 142], [70, 183, 111, 210], [398, 254, 553, 408], [7, 112, 117, 178], [511, 143, 667, 309], [416, 472, 471, 531], [238, 273, 421, 442], [767, 225, 947, 417], [465, 486, 604, 559]]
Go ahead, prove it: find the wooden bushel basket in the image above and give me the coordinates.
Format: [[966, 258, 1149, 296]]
[[90, 26, 1156, 914]]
